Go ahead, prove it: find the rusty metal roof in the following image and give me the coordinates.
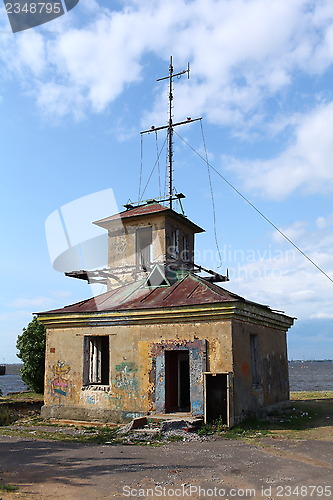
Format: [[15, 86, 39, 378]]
[[95, 203, 168, 223], [40, 274, 247, 315], [94, 203, 204, 233]]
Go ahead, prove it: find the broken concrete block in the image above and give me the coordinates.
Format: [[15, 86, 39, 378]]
[[131, 416, 148, 429], [117, 416, 148, 434], [160, 419, 188, 432]]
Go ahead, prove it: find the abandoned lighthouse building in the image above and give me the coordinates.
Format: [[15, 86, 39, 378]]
[[38, 59, 294, 427], [38, 199, 294, 427]]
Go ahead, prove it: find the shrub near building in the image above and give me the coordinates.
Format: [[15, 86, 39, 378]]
[[16, 316, 46, 394]]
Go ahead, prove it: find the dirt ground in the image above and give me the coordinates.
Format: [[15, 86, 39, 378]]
[[0, 433, 332, 500], [0, 393, 332, 500]]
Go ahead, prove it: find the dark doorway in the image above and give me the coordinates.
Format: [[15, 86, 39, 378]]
[[205, 373, 228, 424], [165, 350, 190, 412]]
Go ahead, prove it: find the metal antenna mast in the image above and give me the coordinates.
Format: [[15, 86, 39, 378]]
[[141, 56, 201, 210]]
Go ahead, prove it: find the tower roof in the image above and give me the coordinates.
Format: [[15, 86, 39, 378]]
[[94, 202, 204, 233]]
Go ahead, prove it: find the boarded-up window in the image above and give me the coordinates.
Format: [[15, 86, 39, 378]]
[[84, 336, 109, 385], [250, 334, 260, 385], [136, 227, 152, 270]]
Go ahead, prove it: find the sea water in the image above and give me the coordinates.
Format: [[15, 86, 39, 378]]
[[0, 364, 27, 395], [0, 361, 332, 396], [288, 361, 333, 391]]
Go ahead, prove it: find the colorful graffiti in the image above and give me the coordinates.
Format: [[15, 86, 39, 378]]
[[114, 362, 139, 390], [110, 362, 141, 410], [50, 361, 72, 403]]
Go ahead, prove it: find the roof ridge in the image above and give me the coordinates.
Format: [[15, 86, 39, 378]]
[[188, 273, 244, 300], [161, 273, 189, 300]]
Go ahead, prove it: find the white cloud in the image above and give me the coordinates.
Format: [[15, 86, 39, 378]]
[[9, 296, 55, 308], [272, 221, 308, 244], [224, 215, 333, 320], [1, 0, 333, 122], [225, 101, 333, 198]]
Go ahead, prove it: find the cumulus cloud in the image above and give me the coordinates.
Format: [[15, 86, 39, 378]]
[[9, 296, 55, 308], [224, 101, 333, 198], [1, 0, 333, 123], [224, 215, 333, 320]]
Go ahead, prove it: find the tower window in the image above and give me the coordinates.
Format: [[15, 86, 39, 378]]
[[170, 229, 179, 259], [136, 226, 152, 270], [182, 235, 190, 261]]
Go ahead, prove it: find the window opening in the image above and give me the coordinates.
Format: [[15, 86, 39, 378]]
[[170, 229, 179, 260], [182, 235, 189, 261], [136, 226, 153, 270], [84, 336, 109, 385]]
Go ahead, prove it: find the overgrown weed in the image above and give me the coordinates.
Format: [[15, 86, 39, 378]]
[[0, 407, 18, 426]]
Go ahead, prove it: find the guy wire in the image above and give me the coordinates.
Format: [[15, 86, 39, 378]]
[[200, 120, 224, 268], [138, 134, 143, 201], [140, 134, 168, 200], [174, 129, 333, 285], [155, 131, 162, 198]]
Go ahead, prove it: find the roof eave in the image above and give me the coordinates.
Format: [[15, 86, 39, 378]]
[[37, 300, 295, 331], [93, 207, 205, 233]]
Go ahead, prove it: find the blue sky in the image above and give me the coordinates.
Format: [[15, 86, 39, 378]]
[[1, 0, 333, 362]]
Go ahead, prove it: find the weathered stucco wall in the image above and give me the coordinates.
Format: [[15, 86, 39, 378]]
[[41, 297, 293, 425], [107, 215, 167, 268], [43, 319, 232, 422], [232, 318, 289, 420], [105, 213, 197, 289]]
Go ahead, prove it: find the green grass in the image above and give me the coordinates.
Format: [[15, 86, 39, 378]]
[[0, 391, 43, 402], [0, 484, 19, 492], [0, 391, 332, 444], [198, 396, 328, 440], [198, 416, 272, 439]]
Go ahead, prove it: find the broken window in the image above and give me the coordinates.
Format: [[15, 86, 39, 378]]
[[136, 226, 152, 270], [170, 229, 179, 260], [84, 336, 110, 385], [182, 235, 190, 261], [250, 334, 260, 385]]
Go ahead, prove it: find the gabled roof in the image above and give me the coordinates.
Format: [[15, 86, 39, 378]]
[[39, 273, 247, 315], [94, 203, 204, 233]]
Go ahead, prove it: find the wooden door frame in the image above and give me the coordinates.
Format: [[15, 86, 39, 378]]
[[204, 372, 234, 427]]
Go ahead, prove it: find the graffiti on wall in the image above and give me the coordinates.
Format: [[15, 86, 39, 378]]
[[110, 362, 141, 410], [50, 361, 72, 403], [114, 362, 138, 390], [84, 391, 106, 405]]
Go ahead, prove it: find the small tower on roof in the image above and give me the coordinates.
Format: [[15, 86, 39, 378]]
[[94, 199, 205, 290]]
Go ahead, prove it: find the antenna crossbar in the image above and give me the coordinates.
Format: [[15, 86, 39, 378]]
[[140, 56, 199, 210], [141, 117, 202, 135], [156, 62, 190, 82]]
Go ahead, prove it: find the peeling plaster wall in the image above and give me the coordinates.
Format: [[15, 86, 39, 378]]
[[105, 213, 197, 289], [42, 304, 291, 424], [107, 215, 167, 267], [106, 215, 166, 289], [232, 319, 289, 420], [42, 319, 232, 422]]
